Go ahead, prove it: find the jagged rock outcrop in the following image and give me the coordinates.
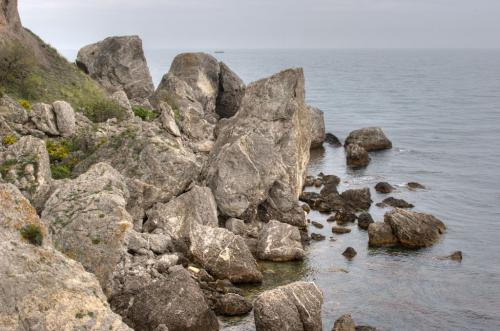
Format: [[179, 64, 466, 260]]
[[0, 135, 51, 210], [254, 281, 323, 331], [216, 62, 246, 118], [308, 106, 326, 148], [76, 35, 154, 104], [257, 220, 305, 261], [206, 68, 312, 225], [345, 127, 392, 151], [346, 143, 370, 168], [0, 0, 22, 30], [0, 183, 131, 331]]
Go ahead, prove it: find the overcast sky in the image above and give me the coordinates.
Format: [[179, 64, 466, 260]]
[[19, 0, 500, 51]]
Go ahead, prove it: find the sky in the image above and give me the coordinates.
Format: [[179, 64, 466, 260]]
[[18, 0, 500, 51]]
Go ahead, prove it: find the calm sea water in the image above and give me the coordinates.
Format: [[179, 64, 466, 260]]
[[65, 49, 500, 330]]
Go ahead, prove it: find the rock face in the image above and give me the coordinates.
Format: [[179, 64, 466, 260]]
[[368, 222, 398, 247], [345, 127, 392, 151], [76, 35, 154, 104], [346, 143, 370, 168], [384, 208, 446, 248], [254, 281, 323, 331], [0, 135, 51, 210], [257, 220, 305, 261], [126, 266, 219, 331], [216, 62, 246, 118], [41, 162, 132, 295], [0, 0, 22, 29], [206, 68, 312, 225], [308, 106, 326, 148], [0, 183, 130, 331]]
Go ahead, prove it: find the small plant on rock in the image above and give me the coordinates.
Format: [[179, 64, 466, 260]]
[[133, 106, 155, 121], [17, 99, 31, 110], [2, 135, 17, 146], [20, 224, 43, 246]]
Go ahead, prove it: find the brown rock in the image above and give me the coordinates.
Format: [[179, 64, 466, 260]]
[[342, 247, 357, 259], [346, 144, 370, 168], [333, 314, 356, 331], [332, 226, 351, 234], [375, 182, 394, 194], [368, 222, 398, 247], [357, 212, 374, 230]]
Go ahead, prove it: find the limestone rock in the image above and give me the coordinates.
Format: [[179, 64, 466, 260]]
[[254, 281, 323, 331], [214, 293, 253, 316], [76, 35, 154, 103], [216, 62, 246, 118], [345, 127, 392, 151], [206, 68, 312, 224], [368, 222, 398, 247], [0, 94, 29, 124], [158, 102, 181, 137], [31, 102, 59, 135], [333, 314, 356, 331], [346, 143, 370, 168], [0, 183, 131, 331], [111, 90, 134, 118], [52, 100, 76, 137], [257, 220, 304, 261], [0, 135, 51, 210], [308, 106, 326, 148]]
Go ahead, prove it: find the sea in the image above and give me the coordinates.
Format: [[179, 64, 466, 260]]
[[64, 49, 500, 331]]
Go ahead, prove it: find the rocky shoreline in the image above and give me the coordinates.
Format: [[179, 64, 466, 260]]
[[1, 1, 456, 330]]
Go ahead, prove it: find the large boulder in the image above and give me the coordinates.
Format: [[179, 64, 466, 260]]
[[30, 102, 59, 135], [346, 143, 370, 168], [254, 281, 323, 331], [384, 208, 446, 248], [190, 224, 263, 283], [345, 127, 392, 151], [368, 222, 398, 247], [341, 187, 372, 211], [308, 106, 325, 148], [206, 68, 312, 224], [76, 35, 154, 104], [0, 183, 130, 331], [257, 220, 305, 261], [215, 62, 246, 118], [126, 265, 219, 331], [0, 135, 51, 210], [52, 101, 76, 137]]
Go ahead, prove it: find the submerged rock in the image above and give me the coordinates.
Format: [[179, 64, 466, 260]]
[[346, 143, 370, 168], [257, 220, 305, 261], [441, 251, 463, 261], [407, 182, 426, 190], [308, 106, 326, 148], [254, 281, 323, 331], [325, 132, 342, 147], [333, 314, 356, 331], [345, 127, 392, 151], [375, 181, 394, 194]]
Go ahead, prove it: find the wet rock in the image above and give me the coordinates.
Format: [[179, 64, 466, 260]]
[[308, 106, 326, 148], [325, 132, 342, 147], [257, 220, 305, 261], [377, 197, 414, 209], [300, 191, 323, 206], [443, 251, 463, 261], [333, 314, 356, 331], [304, 175, 316, 187], [342, 247, 357, 259], [302, 203, 311, 213], [76, 35, 154, 103], [318, 193, 346, 213], [345, 127, 392, 151], [334, 210, 357, 225], [375, 182, 394, 194], [346, 143, 370, 168], [314, 178, 323, 187], [0, 183, 131, 331], [0, 135, 52, 211], [216, 62, 246, 118], [52, 101, 76, 137], [206, 68, 312, 224], [254, 281, 323, 331], [311, 233, 326, 241], [311, 221, 324, 229], [341, 187, 372, 211], [368, 222, 398, 247], [126, 266, 219, 331], [357, 212, 374, 230], [320, 174, 341, 196], [332, 226, 351, 234], [385, 208, 446, 248], [407, 182, 426, 190], [215, 293, 253, 316]]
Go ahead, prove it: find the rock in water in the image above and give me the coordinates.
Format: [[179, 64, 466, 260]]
[[257, 220, 305, 261], [384, 208, 446, 248], [342, 247, 357, 259], [332, 226, 352, 234], [407, 182, 426, 190], [357, 212, 374, 230], [214, 293, 253, 316], [377, 197, 414, 209], [76, 35, 154, 104], [333, 314, 356, 331], [216, 62, 246, 118], [345, 127, 392, 151], [254, 281, 323, 331], [308, 106, 326, 148], [368, 222, 399, 247], [206, 68, 312, 225], [0, 183, 131, 331], [325, 132, 342, 147], [341, 187, 372, 211], [126, 266, 219, 331], [346, 143, 370, 168], [375, 181, 394, 194]]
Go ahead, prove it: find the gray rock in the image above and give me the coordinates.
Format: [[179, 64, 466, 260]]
[[377, 197, 414, 209], [333, 314, 356, 331], [325, 132, 342, 147], [407, 182, 426, 190], [257, 220, 304, 261], [0, 94, 29, 124], [111, 90, 134, 118], [384, 208, 446, 248], [311, 233, 326, 241], [52, 100, 76, 137], [158, 102, 181, 137], [31, 102, 59, 135], [334, 210, 357, 225], [0, 135, 52, 211], [225, 217, 260, 238], [368, 222, 398, 247], [254, 281, 323, 331], [346, 143, 370, 168], [345, 127, 392, 151], [320, 174, 341, 196], [216, 62, 246, 118], [308, 106, 326, 148], [206, 68, 312, 224], [341, 187, 372, 211], [0, 183, 131, 331], [342, 247, 357, 259], [127, 266, 219, 331], [357, 212, 374, 230], [76, 35, 154, 103], [375, 182, 393, 194], [214, 293, 253, 316]]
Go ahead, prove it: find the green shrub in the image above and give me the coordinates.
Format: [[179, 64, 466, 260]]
[[2, 135, 17, 146], [46, 140, 70, 162], [17, 99, 31, 110], [50, 164, 71, 179], [20, 224, 43, 246], [82, 98, 126, 123], [132, 106, 155, 121]]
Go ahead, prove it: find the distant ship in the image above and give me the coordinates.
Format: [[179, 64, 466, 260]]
[[214, 50, 225, 54]]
